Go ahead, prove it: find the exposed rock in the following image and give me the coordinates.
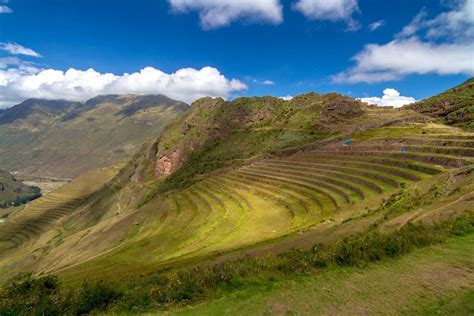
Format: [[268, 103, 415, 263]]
[[319, 95, 364, 123], [155, 148, 186, 176]]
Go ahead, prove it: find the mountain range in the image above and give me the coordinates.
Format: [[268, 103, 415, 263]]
[[0, 94, 187, 179]]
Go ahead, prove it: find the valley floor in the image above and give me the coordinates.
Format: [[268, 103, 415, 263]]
[[171, 234, 474, 315]]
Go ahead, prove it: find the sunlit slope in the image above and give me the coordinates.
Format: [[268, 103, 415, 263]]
[[56, 129, 473, 282], [0, 165, 122, 278], [0, 95, 186, 178]]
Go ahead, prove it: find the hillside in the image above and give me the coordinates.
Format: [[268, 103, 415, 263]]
[[0, 170, 41, 208], [0, 95, 187, 179], [408, 78, 474, 130], [0, 86, 473, 314]]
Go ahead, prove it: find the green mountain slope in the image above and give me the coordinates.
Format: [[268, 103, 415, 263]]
[[0, 95, 187, 179], [0, 170, 41, 208], [408, 77, 474, 130], [0, 83, 472, 314]]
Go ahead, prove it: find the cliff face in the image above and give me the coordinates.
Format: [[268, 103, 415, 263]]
[[155, 148, 186, 176], [152, 93, 364, 178]]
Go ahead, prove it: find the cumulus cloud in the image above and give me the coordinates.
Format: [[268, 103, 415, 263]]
[[279, 95, 293, 101], [168, 0, 283, 30], [333, 0, 474, 83], [0, 42, 42, 57], [332, 38, 474, 83], [0, 64, 247, 108], [359, 88, 416, 108], [292, 0, 360, 30], [368, 20, 385, 31], [0, 5, 12, 13]]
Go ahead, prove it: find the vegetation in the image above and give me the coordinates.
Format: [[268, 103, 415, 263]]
[[0, 170, 41, 208], [0, 84, 473, 315], [0, 212, 472, 315], [408, 77, 474, 130], [0, 95, 186, 179]]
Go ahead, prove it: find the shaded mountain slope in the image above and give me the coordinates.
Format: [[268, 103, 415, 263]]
[[408, 77, 474, 130], [0, 170, 41, 208], [0, 95, 187, 179]]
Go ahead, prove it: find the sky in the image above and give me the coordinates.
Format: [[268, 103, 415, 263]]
[[0, 0, 472, 108]]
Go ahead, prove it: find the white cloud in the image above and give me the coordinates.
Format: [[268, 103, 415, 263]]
[[279, 95, 293, 101], [252, 78, 275, 85], [0, 64, 247, 108], [0, 5, 11, 13], [359, 88, 416, 108], [334, 0, 474, 83], [168, 0, 283, 30], [292, 0, 360, 30], [398, 0, 474, 40], [0, 42, 42, 57], [332, 38, 474, 83], [368, 20, 385, 31]]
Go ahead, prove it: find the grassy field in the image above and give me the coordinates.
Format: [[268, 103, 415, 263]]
[[174, 234, 474, 315]]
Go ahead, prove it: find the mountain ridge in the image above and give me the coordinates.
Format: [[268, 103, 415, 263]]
[[0, 94, 188, 178]]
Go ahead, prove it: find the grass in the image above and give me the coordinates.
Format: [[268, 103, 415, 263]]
[[174, 233, 474, 316], [23, 132, 469, 286], [1, 211, 473, 315]]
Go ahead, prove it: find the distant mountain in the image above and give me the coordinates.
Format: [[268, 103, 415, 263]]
[[0, 169, 41, 208], [0, 95, 187, 178], [407, 78, 474, 130], [0, 99, 82, 124]]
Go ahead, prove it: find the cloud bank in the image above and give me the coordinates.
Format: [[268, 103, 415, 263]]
[[0, 42, 42, 57], [359, 88, 416, 108], [168, 0, 283, 29], [293, 0, 360, 30], [334, 0, 474, 83], [0, 62, 247, 108]]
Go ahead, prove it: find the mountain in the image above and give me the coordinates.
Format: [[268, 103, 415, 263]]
[[407, 77, 474, 130], [0, 99, 82, 125], [0, 86, 473, 314], [0, 170, 41, 208], [147, 93, 365, 189], [0, 95, 187, 179]]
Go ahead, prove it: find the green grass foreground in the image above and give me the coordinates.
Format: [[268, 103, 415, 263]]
[[1, 211, 473, 315]]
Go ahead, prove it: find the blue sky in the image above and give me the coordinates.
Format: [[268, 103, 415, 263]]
[[0, 0, 472, 108]]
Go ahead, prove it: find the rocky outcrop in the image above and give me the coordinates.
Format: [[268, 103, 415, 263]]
[[319, 95, 364, 123], [155, 148, 186, 176]]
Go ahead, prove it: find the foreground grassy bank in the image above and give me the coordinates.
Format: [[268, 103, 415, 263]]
[[1, 211, 473, 315], [176, 233, 474, 315]]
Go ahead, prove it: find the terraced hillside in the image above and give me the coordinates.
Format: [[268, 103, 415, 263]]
[[21, 127, 469, 283], [0, 95, 186, 178], [0, 165, 122, 275], [0, 92, 472, 290]]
